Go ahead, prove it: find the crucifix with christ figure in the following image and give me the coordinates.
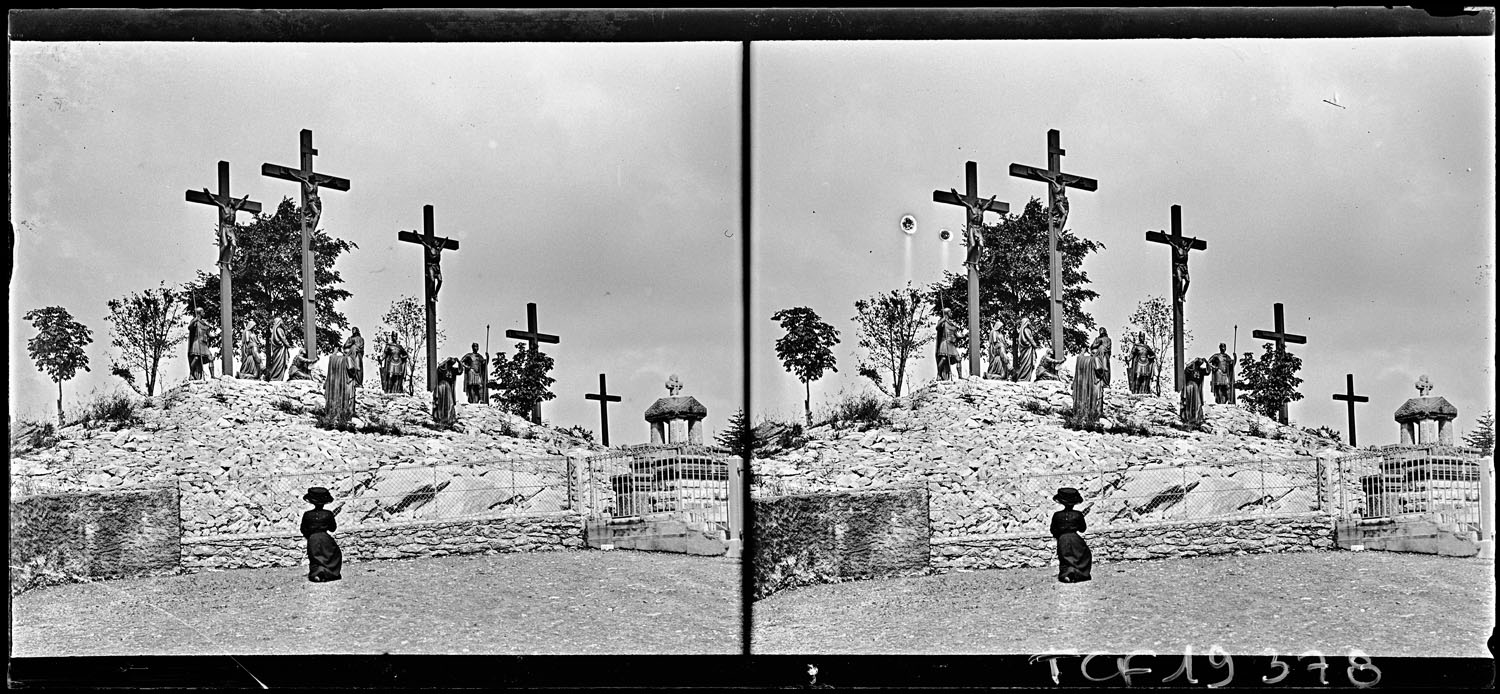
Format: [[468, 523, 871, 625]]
[[1252, 302, 1308, 425], [1010, 129, 1099, 360], [1146, 205, 1207, 392], [397, 205, 459, 391], [585, 373, 623, 447], [186, 160, 261, 378], [932, 161, 1009, 379], [262, 129, 350, 360], [506, 302, 561, 424]]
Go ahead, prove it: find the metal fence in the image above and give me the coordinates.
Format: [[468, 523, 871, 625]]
[[580, 444, 735, 531], [754, 455, 1325, 536], [178, 455, 575, 538], [1332, 444, 1487, 530]]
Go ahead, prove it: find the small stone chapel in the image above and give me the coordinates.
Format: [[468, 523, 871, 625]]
[[644, 374, 708, 445]]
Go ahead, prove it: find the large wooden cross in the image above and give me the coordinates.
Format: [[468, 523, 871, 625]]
[[185, 161, 261, 377], [1251, 302, 1308, 424], [932, 161, 1009, 378], [1145, 205, 1207, 392], [506, 302, 561, 424], [1332, 373, 1369, 447], [1010, 129, 1099, 359], [397, 205, 460, 391], [262, 129, 350, 360], [585, 373, 623, 447]]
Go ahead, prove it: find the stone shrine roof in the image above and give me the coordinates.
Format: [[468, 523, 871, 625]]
[[1393, 396, 1458, 423], [645, 395, 708, 423]]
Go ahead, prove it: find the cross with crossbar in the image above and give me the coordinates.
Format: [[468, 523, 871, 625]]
[[262, 129, 350, 358], [1010, 129, 1098, 359], [397, 205, 460, 390], [506, 302, 561, 424], [585, 373, 623, 447], [186, 160, 262, 377], [1145, 205, 1207, 392], [1332, 373, 1369, 447], [932, 161, 1009, 379], [1252, 302, 1308, 424]]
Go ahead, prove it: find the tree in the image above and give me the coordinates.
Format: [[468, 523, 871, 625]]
[[1236, 343, 1303, 423], [182, 197, 357, 358], [104, 282, 188, 396], [1122, 295, 1190, 395], [852, 283, 933, 398], [488, 342, 556, 420], [716, 409, 763, 458], [377, 294, 444, 392], [772, 306, 841, 426], [1462, 410, 1494, 456], [25, 306, 94, 426], [931, 197, 1105, 356]]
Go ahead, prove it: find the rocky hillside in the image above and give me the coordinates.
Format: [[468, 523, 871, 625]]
[[10, 377, 596, 536], [753, 377, 1351, 538]]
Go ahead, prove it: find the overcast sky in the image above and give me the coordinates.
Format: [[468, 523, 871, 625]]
[[10, 42, 742, 442], [750, 38, 1495, 446]]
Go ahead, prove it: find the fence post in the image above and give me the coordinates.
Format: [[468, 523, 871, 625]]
[[726, 452, 745, 559]]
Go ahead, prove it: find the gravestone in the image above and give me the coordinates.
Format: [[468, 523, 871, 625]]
[[644, 375, 708, 445]]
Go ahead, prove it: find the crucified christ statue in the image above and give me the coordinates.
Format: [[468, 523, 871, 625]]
[[1036, 171, 1071, 230], [950, 188, 997, 267], [203, 188, 254, 269], [420, 235, 446, 302], [287, 171, 324, 231], [1167, 233, 1200, 303]]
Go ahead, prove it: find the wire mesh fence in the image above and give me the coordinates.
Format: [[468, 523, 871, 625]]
[[581, 445, 734, 530], [753, 455, 1325, 537], [1333, 444, 1488, 530], [177, 456, 575, 538]]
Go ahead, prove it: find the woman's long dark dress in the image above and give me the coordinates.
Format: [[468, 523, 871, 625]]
[[1051, 508, 1093, 583], [301, 508, 343, 582]]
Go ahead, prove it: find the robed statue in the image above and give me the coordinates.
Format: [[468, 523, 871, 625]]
[[343, 327, 366, 388], [1012, 315, 1037, 382], [1180, 357, 1209, 427], [432, 356, 462, 426], [1071, 345, 1107, 424], [985, 320, 1012, 380], [1035, 345, 1066, 382], [236, 321, 263, 379], [266, 316, 290, 381], [1090, 328, 1113, 389], [323, 342, 357, 426]]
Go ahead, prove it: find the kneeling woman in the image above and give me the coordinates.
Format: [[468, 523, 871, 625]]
[[1051, 487, 1092, 583], [301, 487, 343, 582]]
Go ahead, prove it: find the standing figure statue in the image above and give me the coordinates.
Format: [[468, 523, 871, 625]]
[[1013, 315, 1037, 382], [1180, 357, 1209, 427], [343, 327, 365, 388], [1071, 344, 1106, 424], [460, 343, 489, 404], [380, 333, 411, 394], [1207, 343, 1236, 405], [935, 307, 961, 381], [265, 316, 290, 381], [187, 308, 212, 381], [1126, 333, 1156, 395], [1091, 328, 1113, 389], [985, 320, 1012, 380], [950, 188, 998, 268], [1035, 345, 1066, 381], [236, 321, 263, 379], [432, 356, 462, 426], [323, 340, 357, 427]]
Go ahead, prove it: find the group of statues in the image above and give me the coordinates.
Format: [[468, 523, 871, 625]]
[[1178, 343, 1237, 427], [934, 309, 1066, 384], [186, 309, 300, 383], [430, 344, 491, 427]]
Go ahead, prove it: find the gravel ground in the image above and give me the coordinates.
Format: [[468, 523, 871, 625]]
[[752, 551, 1494, 656], [11, 549, 740, 656]]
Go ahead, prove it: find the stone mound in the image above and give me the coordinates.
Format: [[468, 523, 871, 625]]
[[753, 377, 1349, 538], [11, 377, 596, 536]]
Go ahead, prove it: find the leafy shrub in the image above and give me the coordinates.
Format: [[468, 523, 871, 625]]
[[28, 421, 59, 450], [81, 391, 141, 430], [560, 424, 595, 444], [160, 386, 187, 410], [356, 416, 404, 436], [497, 418, 519, 438], [778, 421, 807, 449], [1020, 400, 1052, 415], [272, 398, 304, 415], [1247, 419, 1265, 438], [827, 392, 889, 431]]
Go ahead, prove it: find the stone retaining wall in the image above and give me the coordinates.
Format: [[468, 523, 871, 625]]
[[10, 486, 181, 595], [752, 486, 930, 600], [182, 511, 585, 571], [931, 512, 1336, 572]]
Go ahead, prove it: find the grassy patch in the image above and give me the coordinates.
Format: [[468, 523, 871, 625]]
[[826, 392, 890, 432], [79, 391, 141, 431], [272, 398, 304, 415]]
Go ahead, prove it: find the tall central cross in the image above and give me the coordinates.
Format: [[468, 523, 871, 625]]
[[585, 373, 623, 447], [397, 205, 460, 391], [262, 129, 351, 361], [1145, 205, 1207, 392], [1010, 129, 1099, 359], [185, 160, 261, 377], [932, 161, 1009, 378], [1251, 302, 1308, 424], [506, 302, 561, 424], [1332, 373, 1369, 447]]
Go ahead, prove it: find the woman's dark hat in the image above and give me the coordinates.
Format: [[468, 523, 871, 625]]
[[1053, 487, 1084, 505], [304, 487, 334, 504]]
